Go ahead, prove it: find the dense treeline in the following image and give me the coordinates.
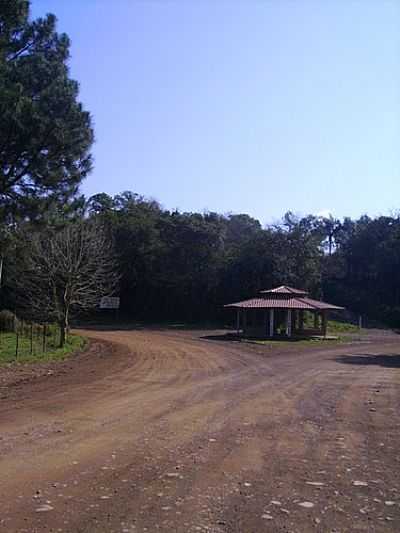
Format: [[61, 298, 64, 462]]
[[3, 191, 400, 326], [80, 192, 400, 326], [84, 192, 321, 322]]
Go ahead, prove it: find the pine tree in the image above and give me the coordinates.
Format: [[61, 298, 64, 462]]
[[0, 0, 93, 222]]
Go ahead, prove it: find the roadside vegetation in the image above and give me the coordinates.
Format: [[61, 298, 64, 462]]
[[327, 320, 360, 334], [0, 330, 86, 365], [240, 320, 361, 347]]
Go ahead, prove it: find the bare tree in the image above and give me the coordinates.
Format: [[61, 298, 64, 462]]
[[16, 221, 118, 346]]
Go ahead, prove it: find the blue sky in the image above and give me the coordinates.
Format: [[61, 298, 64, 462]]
[[32, 1, 400, 225]]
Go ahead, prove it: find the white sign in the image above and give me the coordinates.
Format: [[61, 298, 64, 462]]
[[100, 296, 120, 309]]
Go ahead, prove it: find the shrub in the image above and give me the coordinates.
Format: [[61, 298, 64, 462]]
[[0, 309, 17, 332]]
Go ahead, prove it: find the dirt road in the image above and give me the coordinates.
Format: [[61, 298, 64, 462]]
[[0, 328, 399, 532]]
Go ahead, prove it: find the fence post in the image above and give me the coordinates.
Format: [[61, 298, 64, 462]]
[[43, 324, 46, 353], [15, 331, 19, 359], [30, 323, 33, 355]]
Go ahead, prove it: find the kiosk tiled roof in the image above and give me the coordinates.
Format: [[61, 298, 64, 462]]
[[225, 286, 344, 311], [259, 285, 308, 295]]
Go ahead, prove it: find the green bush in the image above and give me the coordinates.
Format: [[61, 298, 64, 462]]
[[0, 309, 17, 332]]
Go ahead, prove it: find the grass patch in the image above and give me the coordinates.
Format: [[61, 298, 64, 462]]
[[327, 320, 360, 334], [241, 320, 360, 347], [0, 332, 87, 365], [246, 337, 341, 347]]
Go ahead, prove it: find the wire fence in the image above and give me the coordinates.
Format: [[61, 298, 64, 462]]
[[0, 310, 61, 361]]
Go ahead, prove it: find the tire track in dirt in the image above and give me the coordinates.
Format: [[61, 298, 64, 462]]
[[0, 328, 399, 532]]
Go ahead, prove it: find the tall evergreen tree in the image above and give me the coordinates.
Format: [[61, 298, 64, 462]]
[[0, 0, 93, 222]]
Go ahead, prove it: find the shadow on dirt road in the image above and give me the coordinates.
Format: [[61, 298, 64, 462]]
[[335, 353, 400, 368]]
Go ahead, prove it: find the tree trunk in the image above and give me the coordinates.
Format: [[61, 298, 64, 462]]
[[59, 309, 69, 348], [59, 321, 66, 348]]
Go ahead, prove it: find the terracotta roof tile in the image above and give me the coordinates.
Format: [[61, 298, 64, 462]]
[[260, 285, 308, 295], [225, 296, 344, 311]]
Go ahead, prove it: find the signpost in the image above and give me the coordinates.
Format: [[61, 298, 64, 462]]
[[100, 296, 120, 310], [100, 296, 120, 321]]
